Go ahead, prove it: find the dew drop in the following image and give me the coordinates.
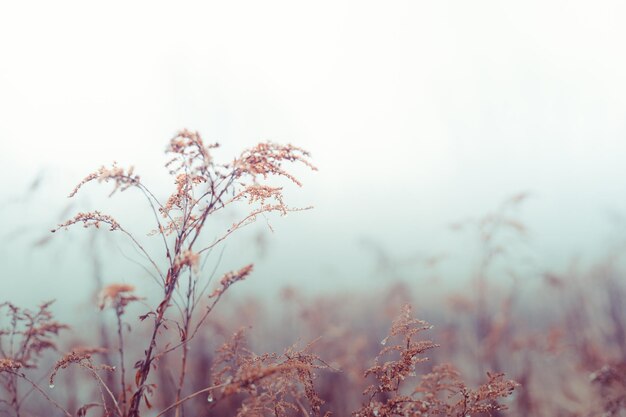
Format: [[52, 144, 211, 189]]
[[49, 384, 55, 389], [380, 338, 387, 346], [206, 394, 213, 403]]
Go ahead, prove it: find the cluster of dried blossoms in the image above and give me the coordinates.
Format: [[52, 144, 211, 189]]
[[53, 211, 121, 232], [68, 164, 140, 198], [49, 347, 121, 417], [50, 129, 316, 417], [0, 302, 68, 369], [98, 284, 141, 312], [0, 359, 22, 373], [355, 304, 518, 417], [210, 264, 254, 298], [205, 328, 329, 417], [49, 347, 112, 387], [0, 301, 70, 416]]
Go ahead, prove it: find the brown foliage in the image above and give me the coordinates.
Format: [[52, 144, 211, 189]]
[[355, 304, 517, 417], [7, 132, 625, 417], [45, 129, 316, 417]]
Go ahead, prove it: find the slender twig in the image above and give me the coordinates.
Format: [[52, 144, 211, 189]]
[[152, 291, 224, 362], [116, 225, 164, 281], [88, 367, 123, 417], [115, 307, 128, 415], [11, 372, 72, 417], [155, 382, 228, 417]]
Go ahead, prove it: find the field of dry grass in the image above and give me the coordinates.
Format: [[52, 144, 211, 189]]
[[2, 130, 626, 417]]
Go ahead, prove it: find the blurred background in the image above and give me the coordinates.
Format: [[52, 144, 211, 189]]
[[2, 0, 626, 314]]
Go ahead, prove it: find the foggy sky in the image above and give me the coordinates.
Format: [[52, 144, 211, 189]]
[[2, 1, 626, 311]]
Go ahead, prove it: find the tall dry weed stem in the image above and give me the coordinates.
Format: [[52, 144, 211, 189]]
[[49, 130, 316, 416]]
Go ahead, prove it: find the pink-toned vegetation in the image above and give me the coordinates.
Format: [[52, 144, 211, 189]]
[[1, 130, 625, 417]]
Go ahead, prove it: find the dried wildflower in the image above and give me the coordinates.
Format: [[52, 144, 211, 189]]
[[364, 304, 438, 397], [98, 283, 141, 311], [0, 358, 22, 373], [210, 264, 254, 298], [412, 364, 518, 416], [49, 346, 110, 387], [54, 129, 315, 417], [209, 329, 328, 416], [241, 184, 284, 205], [0, 301, 68, 369], [165, 129, 219, 176], [69, 163, 140, 198], [355, 304, 517, 417], [234, 142, 317, 186], [161, 173, 204, 216], [174, 249, 200, 273], [52, 211, 121, 232]]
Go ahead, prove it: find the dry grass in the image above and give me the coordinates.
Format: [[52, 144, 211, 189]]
[[2, 129, 625, 417]]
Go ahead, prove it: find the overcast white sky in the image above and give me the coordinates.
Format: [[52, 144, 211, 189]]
[[2, 1, 626, 308]]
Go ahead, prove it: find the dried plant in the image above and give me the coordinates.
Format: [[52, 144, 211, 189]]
[[0, 301, 70, 417], [6, 130, 626, 417], [354, 304, 518, 417], [98, 284, 142, 415], [364, 305, 438, 400], [51, 129, 316, 416], [49, 347, 119, 416], [155, 328, 329, 417]]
